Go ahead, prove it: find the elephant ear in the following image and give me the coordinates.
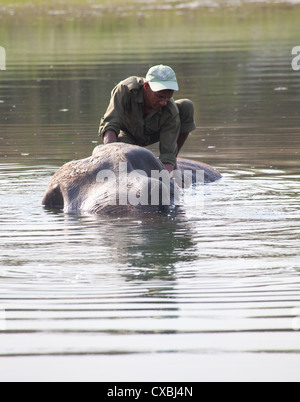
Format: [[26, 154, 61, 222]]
[[176, 158, 222, 184], [42, 183, 64, 210]]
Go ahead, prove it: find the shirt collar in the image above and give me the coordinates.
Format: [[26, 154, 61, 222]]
[[137, 83, 144, 103]]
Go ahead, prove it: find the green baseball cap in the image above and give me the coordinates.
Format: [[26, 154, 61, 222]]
[[146, 64, 179, 92]]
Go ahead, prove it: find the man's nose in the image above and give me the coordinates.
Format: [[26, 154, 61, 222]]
[[160, 99, 168, 107]]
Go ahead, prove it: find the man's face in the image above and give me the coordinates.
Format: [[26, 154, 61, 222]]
[[144, 83, 174, 111]]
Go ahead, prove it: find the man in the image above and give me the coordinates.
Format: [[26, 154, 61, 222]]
[[98, 64, 196, 173]]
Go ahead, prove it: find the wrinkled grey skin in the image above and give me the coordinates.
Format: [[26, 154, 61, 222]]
[[42, 143, 221, 214]]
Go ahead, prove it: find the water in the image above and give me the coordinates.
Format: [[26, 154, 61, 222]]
[[0, 3, 300, 381]]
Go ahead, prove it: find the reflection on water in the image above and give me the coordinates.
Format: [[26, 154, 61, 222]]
[[0, 3, 300, 381]]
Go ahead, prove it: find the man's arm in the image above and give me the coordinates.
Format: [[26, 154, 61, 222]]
[[159, 113, 180, 172], [98, 83, 128, 140], [163, 162, 174, 174], [103, 130, 118, 144]]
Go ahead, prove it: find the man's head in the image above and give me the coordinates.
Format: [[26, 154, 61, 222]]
[[143, 82, 174, 110], [144, 64, 178, 111]]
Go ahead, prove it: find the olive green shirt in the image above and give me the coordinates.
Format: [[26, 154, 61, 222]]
[[98, 76, 180, 166]]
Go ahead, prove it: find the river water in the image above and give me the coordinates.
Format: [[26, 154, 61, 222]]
[[0, 3, 300, 381]]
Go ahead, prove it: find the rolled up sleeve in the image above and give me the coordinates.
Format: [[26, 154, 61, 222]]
[[98, 84, 127, 138]]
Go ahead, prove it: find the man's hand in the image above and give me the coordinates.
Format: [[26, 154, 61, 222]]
[[103, 130, 117, 144], [163, 163, 174, 174]]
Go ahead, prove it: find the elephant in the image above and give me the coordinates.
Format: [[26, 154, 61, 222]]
[[42, 143, 221, 215]]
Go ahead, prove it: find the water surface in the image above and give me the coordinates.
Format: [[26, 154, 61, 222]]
[[0, 3, 300, 381]]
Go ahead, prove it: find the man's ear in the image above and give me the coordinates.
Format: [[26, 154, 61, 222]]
[[144, 81, 150, 91]]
